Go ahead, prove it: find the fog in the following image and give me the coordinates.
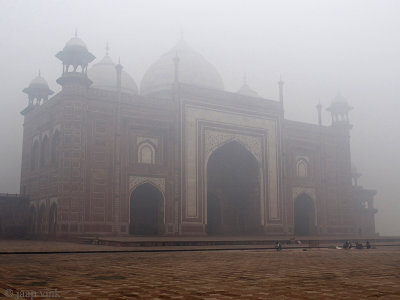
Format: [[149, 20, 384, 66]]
[[0, 0, 399, 235]]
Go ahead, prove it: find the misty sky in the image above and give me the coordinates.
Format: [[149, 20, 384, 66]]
[[0, 0, 399, 235]]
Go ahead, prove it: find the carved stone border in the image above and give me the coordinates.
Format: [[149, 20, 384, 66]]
[[129, 176, 165, 196], [204, 129, 262, 164]]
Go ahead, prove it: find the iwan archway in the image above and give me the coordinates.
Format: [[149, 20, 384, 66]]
[[294, 193, 315, 236], [206, 141, 261, 235], [129, 183, 164, 235]]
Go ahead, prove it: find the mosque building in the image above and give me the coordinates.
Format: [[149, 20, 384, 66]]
[[14, 33, 377, 237]]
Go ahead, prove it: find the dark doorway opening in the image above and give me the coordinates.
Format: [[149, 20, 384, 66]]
[[129, 183, 163, 235], [207, 141, 260, 235], [294, 193, 315, 235]]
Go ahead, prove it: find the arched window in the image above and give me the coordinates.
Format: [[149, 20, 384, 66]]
[[296, 159, 308, 177], [138, 142, 156, 164], [51, 131, 60, 166], [40, 135, 49, 168], [31, 140, 39, 171]]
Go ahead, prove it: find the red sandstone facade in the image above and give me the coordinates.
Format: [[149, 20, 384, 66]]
[[18, 35, 377, 237]]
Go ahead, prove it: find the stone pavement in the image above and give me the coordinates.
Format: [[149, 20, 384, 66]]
[[0, 246, 399, 299]]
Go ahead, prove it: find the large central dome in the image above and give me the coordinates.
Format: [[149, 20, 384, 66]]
[[140, 40, 224, 95]]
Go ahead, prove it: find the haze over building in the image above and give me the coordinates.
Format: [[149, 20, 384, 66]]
[[0, 32, 375, 237], [0, 0, 399, 235]]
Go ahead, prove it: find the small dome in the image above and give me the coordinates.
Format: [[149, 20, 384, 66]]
[[327, 93, 353, 113], [141, 40, 224, 95], [29, 73, 50, 89], [23, 72, 54, 99], [237, 82, 259, 97], [332, 93, 348, 105], [88, 55, 138, 95]]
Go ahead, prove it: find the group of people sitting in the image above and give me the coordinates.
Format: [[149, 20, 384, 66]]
[[274, 240, 372, 250], [343, 240, 371, 249]]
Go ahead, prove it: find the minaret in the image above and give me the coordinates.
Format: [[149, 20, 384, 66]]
[[115, 57, 123, 89], [316, 101, 322, 126], [21, 71, 54, 115], [113, 57, 123, 233], [173, 51, 180, 84], [55, 31, 95, 88], [278, 76, 284, 103], [278, 76, 284, 117]]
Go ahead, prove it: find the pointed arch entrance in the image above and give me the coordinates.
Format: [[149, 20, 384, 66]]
[[129, 183, 164, 235], [294, 193, 315, 235], [206, 140, 261, 235]]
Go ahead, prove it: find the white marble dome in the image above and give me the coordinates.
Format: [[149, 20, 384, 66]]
[[88, 55, 138, 95], [140, 40, 224, 95]]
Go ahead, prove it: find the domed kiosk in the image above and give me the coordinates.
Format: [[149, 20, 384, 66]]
[[56, 32, 95, 87], [22, 72, 54, 107], [140, 40, 224, 95]]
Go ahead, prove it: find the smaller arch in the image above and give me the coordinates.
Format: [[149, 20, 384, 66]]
[[137, 141, 156, 164], [294, 192, 316, 236], [129, 183, 164, 235], [296, 158, 309, 177]]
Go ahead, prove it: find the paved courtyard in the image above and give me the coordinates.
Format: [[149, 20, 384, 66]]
[[1, 246, 399, 299]]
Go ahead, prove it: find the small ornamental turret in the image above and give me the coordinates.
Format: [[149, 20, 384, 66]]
[[55, 31, 95, 88], [326, 93, 353, 129], [21, 71, 54, 115], [237, 74, 259, 97]]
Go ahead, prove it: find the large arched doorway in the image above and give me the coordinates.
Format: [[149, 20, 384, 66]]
[[294, 193, 315, 236], [206, 141, 261, 235], [129, 183, 163, 235]]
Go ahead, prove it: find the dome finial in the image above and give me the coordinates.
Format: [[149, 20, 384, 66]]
[[106, 42, 110, 56], [173, 51, 180, 83], [38, 69, 41, 77], [179, 26, 184, 41], [243, 73, 247, 85], [75, 28, 78, 38]]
